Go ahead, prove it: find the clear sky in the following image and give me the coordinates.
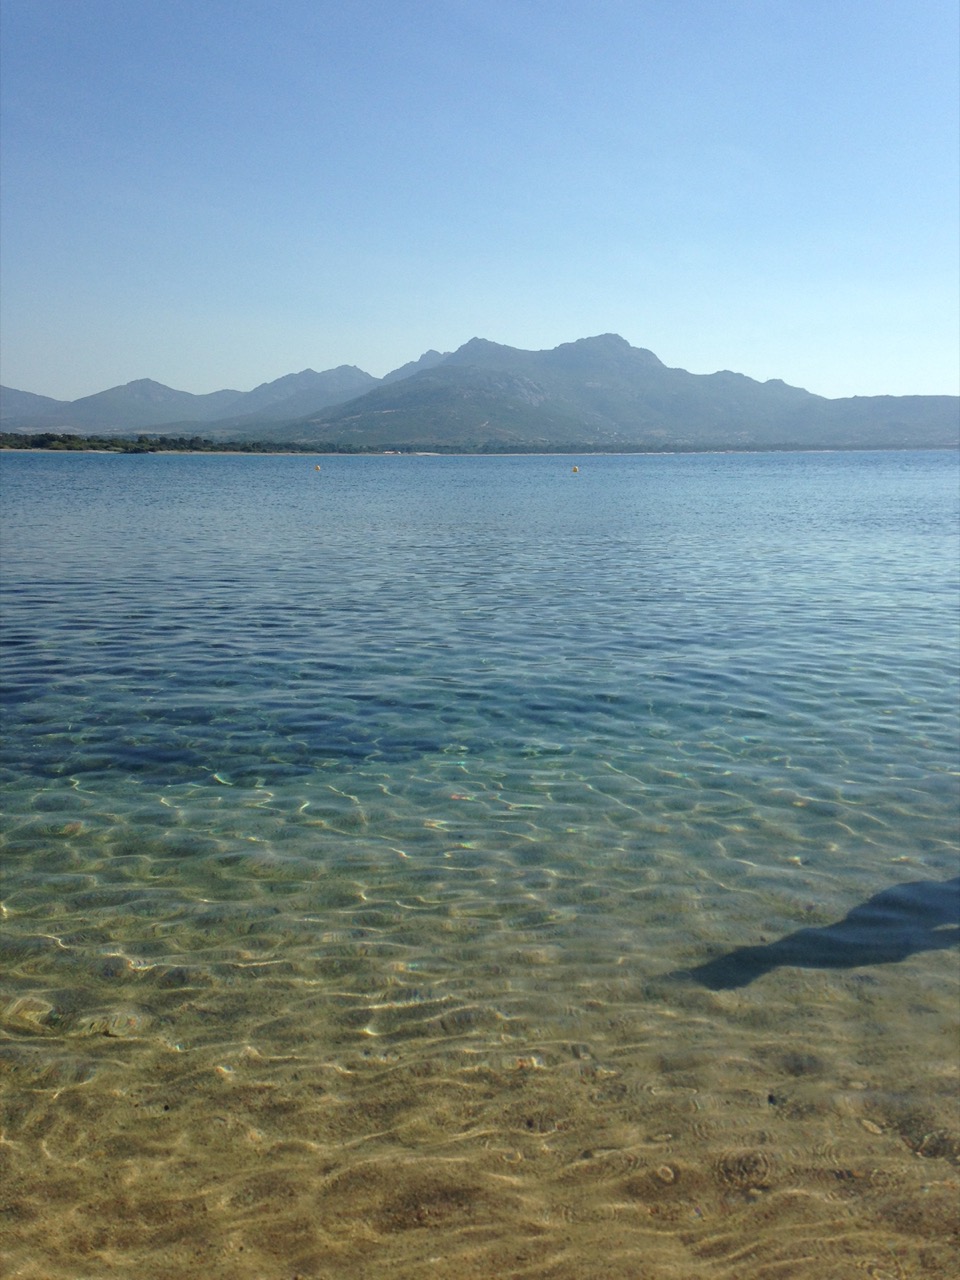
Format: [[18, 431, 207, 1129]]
[[1, 0, 957, 401]]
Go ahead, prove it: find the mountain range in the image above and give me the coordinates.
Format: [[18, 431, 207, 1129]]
[[2, 335, 957, 451]]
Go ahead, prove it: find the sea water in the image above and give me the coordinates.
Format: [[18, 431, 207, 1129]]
[[1, 449, 958, 1279]]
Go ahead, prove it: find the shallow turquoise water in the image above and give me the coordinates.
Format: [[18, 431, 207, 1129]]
[[1, 449, 958, 1278]]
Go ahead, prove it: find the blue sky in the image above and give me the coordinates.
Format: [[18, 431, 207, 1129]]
[[1, 0, 957, 400]]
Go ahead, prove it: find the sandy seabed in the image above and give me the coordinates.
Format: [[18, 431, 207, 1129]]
[[3, 948, 958, 1280]]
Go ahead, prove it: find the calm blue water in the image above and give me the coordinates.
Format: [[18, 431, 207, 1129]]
[[2, 449, 958, 1279]]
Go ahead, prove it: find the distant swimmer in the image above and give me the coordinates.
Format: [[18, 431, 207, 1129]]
[[572, 465, 579, 473], [315, 465, 321, 471]]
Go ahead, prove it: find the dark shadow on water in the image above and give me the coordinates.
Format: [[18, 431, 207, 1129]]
[[679, 877, 960, 991]]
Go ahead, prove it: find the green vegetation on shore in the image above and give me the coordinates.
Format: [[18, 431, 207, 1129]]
[[0, 432, 368, 454], [2, 430, 956, 456]]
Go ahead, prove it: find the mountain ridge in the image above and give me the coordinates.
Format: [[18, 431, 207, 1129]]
[[290, 336, 955, 451], [0, 366, 379, 430], [2, 334, 957, 450]]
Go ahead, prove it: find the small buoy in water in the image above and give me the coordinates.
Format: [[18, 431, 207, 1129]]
[[315, 464, 321, 471], [572, 465, 579, 473]]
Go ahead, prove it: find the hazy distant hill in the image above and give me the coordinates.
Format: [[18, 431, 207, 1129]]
[[0, 365, 383, 433], [0, 366, 377, 434], [73, 379, 244, 427], [0, 379, 243, 430], [190, 366, 380, 432], [380, 349, 450, 384], [0, 386, 71, 420], [3, 334, 957, 449]]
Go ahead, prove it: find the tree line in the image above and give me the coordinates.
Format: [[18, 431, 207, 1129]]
[[1, 430, 879, 455], [0, 432, 372, 454]]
